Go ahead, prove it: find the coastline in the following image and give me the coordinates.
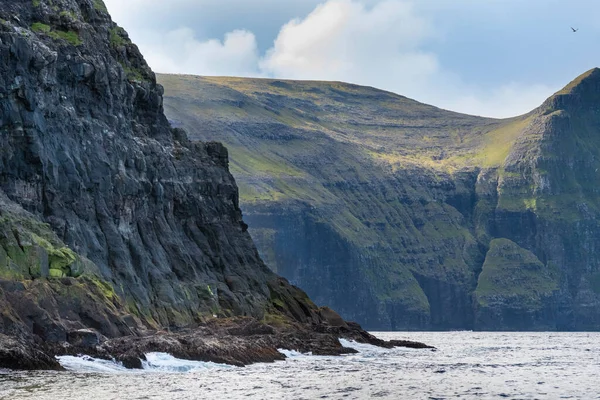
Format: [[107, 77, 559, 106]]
[[0, 317, 433, 371]]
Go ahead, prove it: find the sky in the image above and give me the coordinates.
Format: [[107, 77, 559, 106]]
[[103, 0, 600, 118]]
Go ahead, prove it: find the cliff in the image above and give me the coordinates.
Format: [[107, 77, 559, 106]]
[[0, 0, 401, 369], [158, 69, 600, 331]]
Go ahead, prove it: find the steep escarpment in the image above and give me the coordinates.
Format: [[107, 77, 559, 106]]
[[0, 0, 382, 369], [159, 69, 600, 331], [480, 68, 600, 330]]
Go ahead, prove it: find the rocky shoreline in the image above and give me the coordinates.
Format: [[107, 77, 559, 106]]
[[1, 317, 434, 371]]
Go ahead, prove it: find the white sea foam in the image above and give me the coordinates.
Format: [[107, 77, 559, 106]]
[[278, 339, 391, 361], [277, 348, 312, 358], [141, 352, 232, 372], [56, 352, 231, 374], [57, 355, 129, 373], [338, 338, 399, 360], [338, 338, 385, 353]]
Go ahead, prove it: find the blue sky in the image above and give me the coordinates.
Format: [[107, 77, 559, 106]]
[[103, 0, 600, 118]]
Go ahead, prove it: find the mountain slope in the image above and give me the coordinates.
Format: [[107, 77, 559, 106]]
[[159, 69, 600, 330]]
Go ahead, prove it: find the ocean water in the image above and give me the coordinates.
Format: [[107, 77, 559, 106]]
[[1, 332, 599, 399]]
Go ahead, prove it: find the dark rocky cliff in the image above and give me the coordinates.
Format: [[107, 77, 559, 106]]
[[159, 70, 600, 331], [0, 0, 338, 354]]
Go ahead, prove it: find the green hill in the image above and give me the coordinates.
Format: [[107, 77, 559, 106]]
[[159, 69, 600, 330]]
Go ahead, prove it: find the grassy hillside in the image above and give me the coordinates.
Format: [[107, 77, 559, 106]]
[[158, 70, 600, 330]]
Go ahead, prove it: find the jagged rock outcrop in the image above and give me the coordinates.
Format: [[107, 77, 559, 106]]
[[0, 0, 410, 370], [48, 316, 435, 369], [159, 69, 600, 331], [0, 333, 62, 370]]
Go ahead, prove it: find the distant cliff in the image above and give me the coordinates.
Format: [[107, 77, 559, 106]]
[[159, 69, 600, 331]]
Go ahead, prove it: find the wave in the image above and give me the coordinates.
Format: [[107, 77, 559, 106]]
[[277, 349, 314, 358], [57, 353, 232, 374], [279, 339, 392, 361], [57, 355, 130, 373], [57, 339, 383, 374], [141, 353, 232, 372], [339, 339, 389, 354]]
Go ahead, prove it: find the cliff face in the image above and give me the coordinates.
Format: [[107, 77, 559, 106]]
[[0, 0, 324, 345], [159, 70, 600, 331], [475, 69, 600, 330]]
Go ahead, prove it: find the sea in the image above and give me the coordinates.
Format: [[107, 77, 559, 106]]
[[0, 332, 599, 399]]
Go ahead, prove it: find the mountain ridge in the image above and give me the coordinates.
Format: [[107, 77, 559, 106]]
[[159, 67, 600, 330]]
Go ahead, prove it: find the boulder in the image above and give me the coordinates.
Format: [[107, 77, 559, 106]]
[[67, 329, 100, 348]]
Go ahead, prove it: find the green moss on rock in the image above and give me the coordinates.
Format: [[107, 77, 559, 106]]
[[59, 10, 78, 21], [30, 234, 76, 277], [31, 22, 51, 33], [93, 0, 108, 13], [31, 22, 82, 46], [48, 268, 65, 278], [50, 30, 82, 46], [0, 212, 91, 280], [3, 245, 35, 279], [119, 62, 145, 82], [262, 312, 291, 327], [0, 245, 28, 280], [109, 26, 127, 47], [87, 275, 117, 301]]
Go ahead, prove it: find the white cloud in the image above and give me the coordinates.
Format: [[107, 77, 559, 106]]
[[260, 0, 438, 90], [139, 28, 260, 76], [258, 0, 554, 117], [104, 0, 558, 118]]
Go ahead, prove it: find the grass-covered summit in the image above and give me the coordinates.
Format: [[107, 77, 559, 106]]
[[159, 69, 600, 330]]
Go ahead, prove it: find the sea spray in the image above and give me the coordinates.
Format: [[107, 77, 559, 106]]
[[141, 353, 232, 373], [57, 353, 232, 374], [57, 355, 129, 373]]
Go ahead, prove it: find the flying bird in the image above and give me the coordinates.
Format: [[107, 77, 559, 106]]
[[571, 27, 579, 32]]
